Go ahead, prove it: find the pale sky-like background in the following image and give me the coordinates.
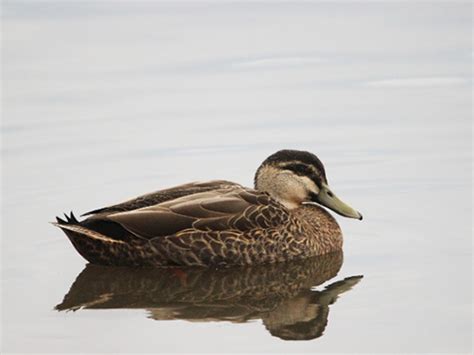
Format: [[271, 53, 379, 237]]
[[2, 1, 472, 353]]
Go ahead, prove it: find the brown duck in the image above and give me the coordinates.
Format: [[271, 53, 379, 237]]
[[54, 149, 362, 266]]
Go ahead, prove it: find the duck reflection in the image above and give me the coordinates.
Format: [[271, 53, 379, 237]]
[[56, 251, 362, 341]]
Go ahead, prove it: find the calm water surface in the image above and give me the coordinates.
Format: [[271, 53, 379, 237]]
[[2, 2, 472, 353]]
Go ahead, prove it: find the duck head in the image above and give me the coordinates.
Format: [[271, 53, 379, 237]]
[[254, 149, 362, 220]]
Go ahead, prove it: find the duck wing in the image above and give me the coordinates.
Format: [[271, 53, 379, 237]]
[[82, 180, 240, 216], [99, 186, 290, 240]]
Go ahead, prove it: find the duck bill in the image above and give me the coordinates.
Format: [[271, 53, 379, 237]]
[[314, 184, 363, 220]]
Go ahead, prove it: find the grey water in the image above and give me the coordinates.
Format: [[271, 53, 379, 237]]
[[2, 2, 472, 353]]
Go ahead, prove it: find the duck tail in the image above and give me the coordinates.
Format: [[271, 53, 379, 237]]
[[53, 211, 130, 265], [55, 211, 80, 225], [53, 212, 125, 245]]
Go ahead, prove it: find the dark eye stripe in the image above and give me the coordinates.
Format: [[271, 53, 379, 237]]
[[283, 163, 323, 187], [282, 163, 313, 176]]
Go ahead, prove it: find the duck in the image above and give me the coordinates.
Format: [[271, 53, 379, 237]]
[[54, 149, 362, 267]]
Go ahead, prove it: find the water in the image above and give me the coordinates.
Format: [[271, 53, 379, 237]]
[[2, 2, 472, 353]]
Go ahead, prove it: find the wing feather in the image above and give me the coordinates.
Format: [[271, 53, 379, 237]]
[[82, 180, 240, 216], [109, 210, 196, 239], [100, 186, 289, 240]]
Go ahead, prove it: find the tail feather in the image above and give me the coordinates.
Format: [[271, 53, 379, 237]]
[[69, 211, 79, 223], [60, 211, 79, 224], [53, 212, 129, 266], [53, 212, 125, 245]]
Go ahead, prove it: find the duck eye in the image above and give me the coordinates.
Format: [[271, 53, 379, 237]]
[[282, 163, 312, 176]]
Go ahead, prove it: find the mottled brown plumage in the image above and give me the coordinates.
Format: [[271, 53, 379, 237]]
[[54, 150, 362, 267]]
